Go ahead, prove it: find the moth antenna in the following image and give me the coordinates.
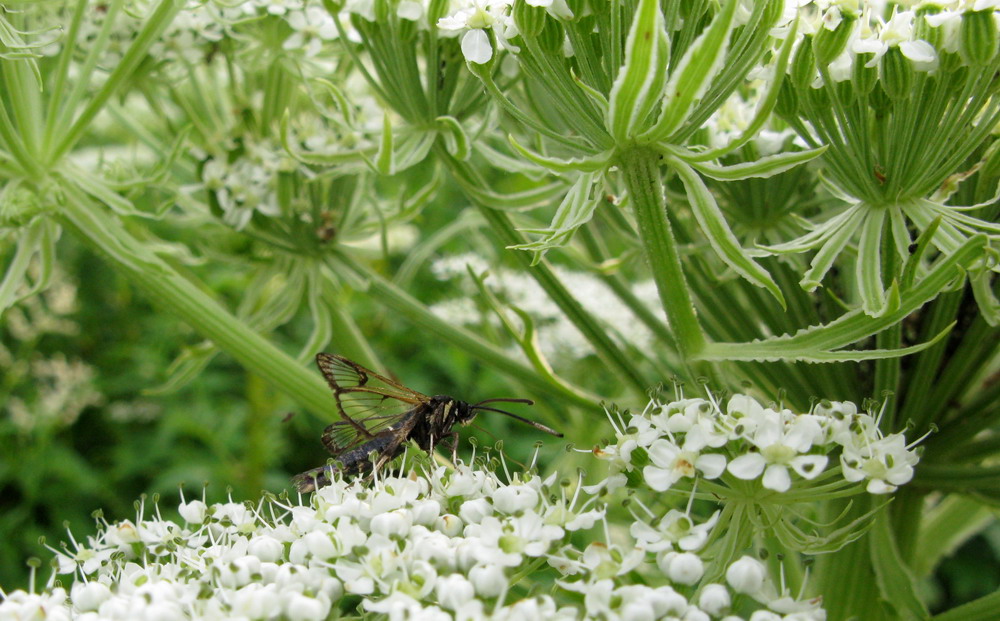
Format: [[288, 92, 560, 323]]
[[473, 398, 535, 407], [471, 405, 563, 437]]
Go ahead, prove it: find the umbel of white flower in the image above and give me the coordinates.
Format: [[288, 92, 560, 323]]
[[593, 392, 920, 497], [0, 405, 844, 621]]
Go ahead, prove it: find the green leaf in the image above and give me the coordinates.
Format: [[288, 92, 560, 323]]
[[669, 155, 786, 308], [870, 513, 930, 621], [799, 209, 863, 291], [970, 268, 1000, 327], [508, 134, 612, 174], [698, 235, 986, 361], [931, 591, 1000, 621], [857, 207, 888, 316], [297, 271, 335, 364], [640, 0, 740, 143], [606, 0, 670, 141], [509, 172, 601, 265], [58, 164, 142, 218], [687, 18, 799, 161], [684, 146, 828, 181], [0, 218, 51, 317], [143, 341, 219, 395], [914, 496, 995, 578], [436, 115, 470, 161]]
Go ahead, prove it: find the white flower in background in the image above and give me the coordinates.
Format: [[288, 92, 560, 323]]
[[284, 6, 339, 57], [429, 253, 661, 363], [437, 1, 516, 64]]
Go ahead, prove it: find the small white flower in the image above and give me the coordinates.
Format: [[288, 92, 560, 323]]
[[435, 574, 476, 611], [698, 583, 732, 616], [469, 564, 507, 598], [658, 551, 705, 585], [840, 432, 918, 494], [248, 535, 284, 563], [178, 500, 207, 524], [643, 436, 727, 491], [726, 556, 768, 595], [726, 409, 828, 492], [284, 592, 331, 621], [437, 1, 516, 64], [70, 582, 111, 612], [369, 509, 413, 538]]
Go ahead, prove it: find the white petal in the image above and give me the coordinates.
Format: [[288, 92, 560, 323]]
[[643, 465, 679, 492], [461, 29, 493, 64], [762, 464, 791, 492], [727, 453, 766, 480], [647, 439, 681, 467], [695, 454, 727, 479], [867, 479, 897, 494], [790, 455, 828, 480]]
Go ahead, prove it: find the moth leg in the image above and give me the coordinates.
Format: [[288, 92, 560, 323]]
[[444, 431, 460, 463]]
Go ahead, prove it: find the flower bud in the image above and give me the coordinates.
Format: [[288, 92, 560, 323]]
[[791, 37, 817, 90], [851, 52, 878, 98], [370, 509, 413, 538], [662, 552, 704, 585], [514, 1, 548, 38], [285, 593, 330, 621], [698, 583, 731, 616], [960, 10, 999, 66], [71, 582, 111, 612], [436, 574, 476, 611], [248, 535, 284, 563], [469, 564, 507, 598], [458, 498, 492, 524], [814, 13, 857, 66], [726, 556, 767, 594], [435, 513, 464, 537], [879, 47, 913, 101]]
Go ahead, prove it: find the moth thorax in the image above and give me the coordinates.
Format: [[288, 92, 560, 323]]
[[433, 396, 473, 424]]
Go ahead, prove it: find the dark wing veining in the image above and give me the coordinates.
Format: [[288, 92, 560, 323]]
[[315, 353, 429, 455]]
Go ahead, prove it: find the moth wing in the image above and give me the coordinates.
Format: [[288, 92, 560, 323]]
[[316, 353, 429, 454]]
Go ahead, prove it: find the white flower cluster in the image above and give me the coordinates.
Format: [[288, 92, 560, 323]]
[[595, 393, 920, 495], [435, 0, 572, 63], [796, 0, 1000, 82], [0, 460, 826, 620], [429, 253, 662, 362], [201, 139, 297, 230]]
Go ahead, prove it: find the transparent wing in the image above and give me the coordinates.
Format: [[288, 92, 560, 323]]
[[315, 353, 429, 455]]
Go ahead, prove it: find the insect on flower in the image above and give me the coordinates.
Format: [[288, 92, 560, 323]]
[[293, 353, 563, 492]]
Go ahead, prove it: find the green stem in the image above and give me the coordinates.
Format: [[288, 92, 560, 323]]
[[475, 205, 651, 395], [815, 498, 886, 621], [619, 147, 706, 364], [329, 250, 599, 411], [57, 196, 335, 419]]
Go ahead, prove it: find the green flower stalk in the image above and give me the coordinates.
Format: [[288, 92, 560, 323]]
[[453, 0, 825, 369], [770, 2, 1000, 317]]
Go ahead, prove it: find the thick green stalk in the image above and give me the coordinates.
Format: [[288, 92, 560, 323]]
[[57, 195, 335, 420], [619, 147, 706, 363], [329, 250, 599, 411]]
